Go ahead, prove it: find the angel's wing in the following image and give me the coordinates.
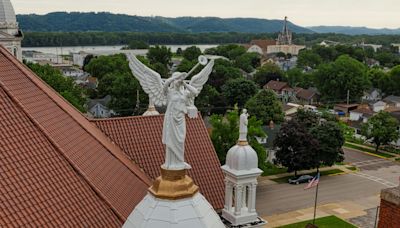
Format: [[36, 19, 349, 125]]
[[126, 53, 167, 106], [189, 59, 214, 95]]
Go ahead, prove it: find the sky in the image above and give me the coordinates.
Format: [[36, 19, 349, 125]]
[[11, 0, 400, 29]]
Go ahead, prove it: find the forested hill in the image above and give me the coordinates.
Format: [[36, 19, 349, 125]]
[[309, 26, 400, 35], [17, 12, 312, 33]]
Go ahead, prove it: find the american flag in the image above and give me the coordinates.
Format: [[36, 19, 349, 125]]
[[304, 172, 320, 190]]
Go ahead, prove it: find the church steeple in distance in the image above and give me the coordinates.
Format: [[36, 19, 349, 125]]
[[277, 16, 292, 45]]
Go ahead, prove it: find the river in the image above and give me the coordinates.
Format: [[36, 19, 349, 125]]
[[22, 44, 219, 55]]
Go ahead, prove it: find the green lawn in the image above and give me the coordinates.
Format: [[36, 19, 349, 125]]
[[346, 166, 357, 171], [278, 215, 356, 228], [344, 143, 395, 158], [262, 163, 288, 176], [271, 169, 344, 184]]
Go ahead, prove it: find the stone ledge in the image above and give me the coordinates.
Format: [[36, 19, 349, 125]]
[[381, 187, 400, 206]]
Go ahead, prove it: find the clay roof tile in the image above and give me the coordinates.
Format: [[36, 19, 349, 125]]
[[0, 45, 151, 226]]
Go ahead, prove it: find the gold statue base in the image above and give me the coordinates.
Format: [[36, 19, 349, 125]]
[[149, 168, 199, 200], [237, 140, 249, 146]]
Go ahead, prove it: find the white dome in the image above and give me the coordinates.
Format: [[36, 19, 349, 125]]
[[225, 144, 258, 171], [0, 0, 16, 24], [123, 193, 225, 228]]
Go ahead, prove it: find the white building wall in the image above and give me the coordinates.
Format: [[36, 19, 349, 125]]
[[349, 112, 363, 121]]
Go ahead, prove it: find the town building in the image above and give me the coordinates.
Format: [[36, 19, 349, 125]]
[[87, 95, 115, 118], [362, 88, 382, 102], [349, 106, 374, 122], [319, 40, 341, 47], [264, 80, 292, 98], [0, 0, 22, 61], [266, 17, 305, 56], [295, 87, 320, 105], [392, 43, 400, 53], [384, 95, 400, 108], [371, 100, 387, 112], [246, 39, 277, 56]]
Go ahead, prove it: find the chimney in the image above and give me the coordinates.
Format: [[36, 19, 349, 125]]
[[378, 184, 400, 228]]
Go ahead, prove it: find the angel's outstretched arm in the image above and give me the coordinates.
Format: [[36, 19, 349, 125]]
[[183, 83, 199, 97]]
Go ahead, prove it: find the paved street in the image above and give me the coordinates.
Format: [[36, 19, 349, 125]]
[[256, 148, 400, 218]]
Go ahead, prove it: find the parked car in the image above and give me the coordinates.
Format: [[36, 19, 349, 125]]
[[288, 175, 314, 185]]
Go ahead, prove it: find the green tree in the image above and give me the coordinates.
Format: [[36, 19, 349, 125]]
[[147, 45, 172, 66], [253, 63, 285, 87], [297, 49, 323, 68], [295, 109, 320, 130], [389, 65, 400, 95], [311, 121, 345, 167], [368, 68, 391, 95], [210, 109, 266, 168], [245, 89, 284, 124], [208, 59, 242, 91], [222, 78, 258, 108], [182, 46, 202, 61], [27, 63, 86, 112], [234, 53, 261, 73], [195, 84, 221, 115], [361, 111, 399, 152], [84, 54, 130, 79], [176, 59, 196, 73], [375, 51, 400, 68], [127, 40, 149, 49], [314, 55, 370, 102], [274, 119, 319, 176], [107, 73, 141, 116], [286, 68, 314, 88]]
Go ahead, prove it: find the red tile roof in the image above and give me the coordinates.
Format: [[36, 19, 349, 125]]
[[296, 88, 318, 100], [264, 80, 289, 91], [0, 45, 151, 226], [91, 115, 225, 210], [250, 39, 277, 51]]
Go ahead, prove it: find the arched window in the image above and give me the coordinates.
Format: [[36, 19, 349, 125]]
[[13, 47, 17, 57]]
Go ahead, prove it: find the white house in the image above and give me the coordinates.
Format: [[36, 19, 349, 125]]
[[87, 95, 115, 118], [372, 101, 387, 112], [349, 107, 374, 122], [384, 95, 400, 108], [363, 89, 381, 102]]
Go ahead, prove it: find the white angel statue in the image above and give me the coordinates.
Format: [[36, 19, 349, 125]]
[[126, 54, 214, 170]]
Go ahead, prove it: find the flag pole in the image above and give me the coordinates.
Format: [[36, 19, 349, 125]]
[[312, 172, 319, 225]]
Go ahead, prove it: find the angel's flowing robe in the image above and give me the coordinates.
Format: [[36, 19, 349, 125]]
[[162, 88, 192, 170]]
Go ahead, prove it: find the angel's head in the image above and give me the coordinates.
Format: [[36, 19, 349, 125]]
[[171, 72, 186, 88]]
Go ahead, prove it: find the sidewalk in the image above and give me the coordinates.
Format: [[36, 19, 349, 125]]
[[261, 196, 379, 227], [262, 165, 354, 181], [345, 142, 400, 159]]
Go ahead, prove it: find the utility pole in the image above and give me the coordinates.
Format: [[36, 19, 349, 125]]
[[134, 89, 140, 115], [347, 90, 350, 105]]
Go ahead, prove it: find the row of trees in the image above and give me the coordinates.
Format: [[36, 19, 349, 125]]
[[298, 44, 400, 69], [287, 56, 400, 103], [22, 31, 400, 48]]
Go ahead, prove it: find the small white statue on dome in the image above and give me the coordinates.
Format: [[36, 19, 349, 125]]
[[239, 109, 249, 142], [127, 54, 214, 170]]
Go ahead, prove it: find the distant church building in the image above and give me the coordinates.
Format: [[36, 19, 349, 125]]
[[267, 16, 305, 56], [277, 16, 292, 45], [0, 0, 23, 61]]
